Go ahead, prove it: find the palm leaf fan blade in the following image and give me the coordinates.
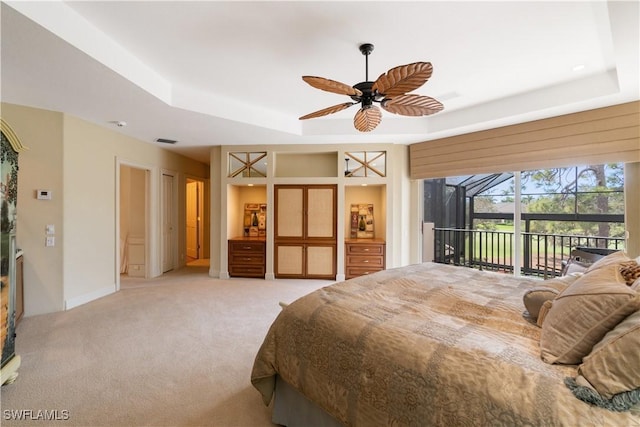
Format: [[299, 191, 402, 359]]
[[299, 102, 356, 120], [302, 76, 363, 97], [353, 106, 382, 132], [372, 62, 433, 97], [382, 94, 444, 116]]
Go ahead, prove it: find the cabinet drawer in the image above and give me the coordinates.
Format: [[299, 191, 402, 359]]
[[230, 254, 265, 265], [346, 255, 384, 268], [346, 244, 384, 256], [229, 241, 265, 253], [229, 265, 265, 277], [228, 238, 266, 278], [346, 266, 384, 279]]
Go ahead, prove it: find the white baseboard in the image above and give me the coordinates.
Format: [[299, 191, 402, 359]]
[[211, 269, 225, 278], [65, 285, 115, 310]]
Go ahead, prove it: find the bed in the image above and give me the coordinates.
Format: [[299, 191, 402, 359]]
[[251, 261, 640, 426]]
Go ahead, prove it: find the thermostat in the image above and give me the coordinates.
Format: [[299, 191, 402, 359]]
[[36, 189, 52, 200]]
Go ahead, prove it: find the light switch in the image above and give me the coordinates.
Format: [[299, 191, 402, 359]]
[[37, 189, 52, 200], [46, 224, 55, 235], [46, 236, 55, 247]]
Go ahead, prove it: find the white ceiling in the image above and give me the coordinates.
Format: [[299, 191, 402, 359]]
[[2, 1, 638, 164]]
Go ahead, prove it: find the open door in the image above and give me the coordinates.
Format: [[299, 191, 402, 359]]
[[162, 173, 175, 273], [186, 179, 204, 261]]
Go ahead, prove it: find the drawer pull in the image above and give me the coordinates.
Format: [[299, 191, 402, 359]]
[[363, 260, 369, 263], [364, 248, 369, 251], [243, 246, 252, 250]]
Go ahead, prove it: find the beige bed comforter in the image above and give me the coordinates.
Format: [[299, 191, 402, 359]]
[[251, 262, 640, 426]]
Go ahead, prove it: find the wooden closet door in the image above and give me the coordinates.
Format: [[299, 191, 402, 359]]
[[275, 186, 304, 238], [274, 185, 336, 278], [304, 185, 336, 279], [306, 245, 335, 278], [307, 186, 336, 239], [275, 244, 304, 276]]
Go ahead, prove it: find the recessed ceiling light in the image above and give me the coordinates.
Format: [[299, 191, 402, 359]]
[[572, 64, 585, 72]]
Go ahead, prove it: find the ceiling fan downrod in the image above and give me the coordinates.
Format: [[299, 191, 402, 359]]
[[359, 43, 374, 81], [353, 43, 378, 108]]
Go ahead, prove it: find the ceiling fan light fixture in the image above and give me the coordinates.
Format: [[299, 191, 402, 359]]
[[299, 43, 443, 132], [354, 105, 381, 132]]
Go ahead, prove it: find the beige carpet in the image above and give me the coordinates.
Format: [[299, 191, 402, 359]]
[[1, 266, 333, 426], [186, 258, 210, 268]]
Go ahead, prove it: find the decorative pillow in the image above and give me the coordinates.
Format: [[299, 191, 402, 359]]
[[522, 275, 578, 324], [563, 260, 590, 275], [576, 310, 640, 399], [536, 300, 553, 327], [619, 261, 640, 286], [539, 264, 640, 364], [585, 251, 631, 273]]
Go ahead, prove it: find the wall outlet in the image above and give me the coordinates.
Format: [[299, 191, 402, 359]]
[[46, 236, 55, 247]]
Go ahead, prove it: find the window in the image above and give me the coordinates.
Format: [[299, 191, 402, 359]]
[[424, 163, 626, 277], [228, 152, 267, 178], [344, 151, 386, 177]]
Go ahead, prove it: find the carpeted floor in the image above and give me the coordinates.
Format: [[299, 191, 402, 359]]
[[1, 266, 333, 426]]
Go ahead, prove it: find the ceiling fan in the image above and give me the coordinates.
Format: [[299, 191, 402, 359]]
[[299, 43, 444, 132]]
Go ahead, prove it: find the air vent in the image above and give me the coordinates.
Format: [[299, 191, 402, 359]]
[[155, 138, 178, 144]]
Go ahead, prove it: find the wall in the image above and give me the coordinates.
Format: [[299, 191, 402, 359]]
[[63, 114, 208, 309], [2, 104, 65, 315], [2, 103, 209, 315]]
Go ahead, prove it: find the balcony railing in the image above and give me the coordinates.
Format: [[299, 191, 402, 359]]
[[433, 227, 625, 278]]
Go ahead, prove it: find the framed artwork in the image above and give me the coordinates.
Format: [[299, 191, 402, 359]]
[[350, 203, 374, 238], [244, 203, 266, 237]]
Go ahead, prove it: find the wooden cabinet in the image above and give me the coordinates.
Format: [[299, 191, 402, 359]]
[[228, 237, 266, 278], [345, 239, 386, 279], [274, 185, 337, 279], [1, 121, 23, 384]]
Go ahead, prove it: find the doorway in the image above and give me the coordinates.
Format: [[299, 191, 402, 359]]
[[186, 178, 205, 266], [161, 172, 177, 273], [119, 164, 149, 279]]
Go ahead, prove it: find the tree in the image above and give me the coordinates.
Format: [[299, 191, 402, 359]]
[[522, 164, 624, 245]]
